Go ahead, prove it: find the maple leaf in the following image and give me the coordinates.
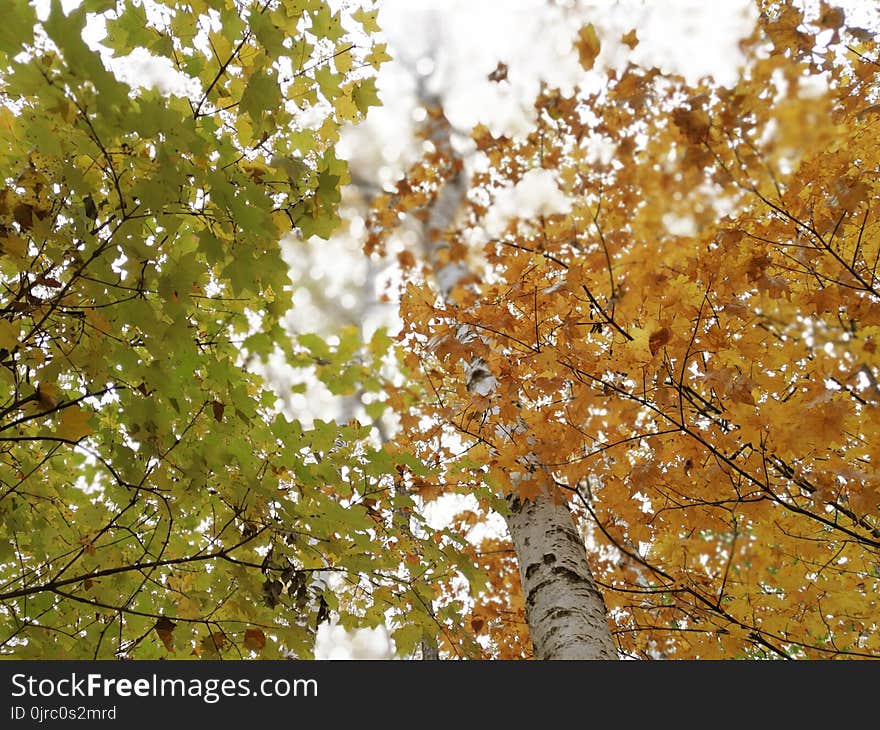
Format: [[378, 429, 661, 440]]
[[621, 29, 639, 49], [199, 632, 227, 656], [672, 106, 711, 142], [575, 23, 601, 71], [56, 406, 93, 442], [514, 474, 544, 503], [243, 628, 266, 652], [819, 3, 845, 29], [648, 326, 671, 356], [728, 373, 756, 407], [802, 398, 850, 448], [809, 285, 841, 314], [84, 309, 112, 335], [629, 459, 661, 494], [154, 617, 176, 652], [626, 325, 655, 362]]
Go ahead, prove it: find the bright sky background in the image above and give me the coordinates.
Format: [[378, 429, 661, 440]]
[[342, 0, 758, 178]]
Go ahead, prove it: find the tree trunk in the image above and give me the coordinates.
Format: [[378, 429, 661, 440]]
[[504, 491, 617, 659], [400, 86, 615, 660], [420, 639, 439, 660]]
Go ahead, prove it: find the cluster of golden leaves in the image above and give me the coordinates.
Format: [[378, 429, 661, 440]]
[[369, 1, 880, 658]]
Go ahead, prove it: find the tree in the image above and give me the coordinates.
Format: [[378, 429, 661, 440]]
[[369, 1, 880, 658], [0, 0, 469, 659]]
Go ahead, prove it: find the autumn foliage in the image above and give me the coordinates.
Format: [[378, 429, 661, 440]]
[[2, 0, 879, 661], [371, 2, 880, 658]]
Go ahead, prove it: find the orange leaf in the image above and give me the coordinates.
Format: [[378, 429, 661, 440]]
[[244, 628, 266, 652], [621, 29, 639, 49], [575, 24, 601, 71]]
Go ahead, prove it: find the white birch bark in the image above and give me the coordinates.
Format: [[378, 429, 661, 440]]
[[415, 98, 617, 660], [371, 71, 618, 659], [504, 492, 617, 659]]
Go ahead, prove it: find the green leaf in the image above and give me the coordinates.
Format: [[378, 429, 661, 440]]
[[0, 0, 458, 663], [352, 78, 381, 114], [0, 0, 36, 57], [298, 332, 331, 360], [82, 0, 117, 11], [364, 400, 387, 421], [240, 67, 280, 128], [309, 7, 344, 42], [391, 623, 424, 657]]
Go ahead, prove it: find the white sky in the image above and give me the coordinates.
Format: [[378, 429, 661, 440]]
[[345, 0, 756, 165]]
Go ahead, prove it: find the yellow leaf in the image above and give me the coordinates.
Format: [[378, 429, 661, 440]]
[[208, 31, 233, 64], [334, 44, 352, 74], [85, 309, 112, 335], [0, 106, 14, 135], [367, 42, 392, 70], [0, 232, 28, 260], [353, 8, 380, 34], [575, 23, 601, 71], [802, 399, 851, 448], [56, 406, 93, 441], [0, 319, 19, 349], [334, 92, 359, 122], [626, 325, 653, 362]]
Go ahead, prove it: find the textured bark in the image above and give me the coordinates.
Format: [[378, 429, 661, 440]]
[[420, 639, 440, 660], [504, 492, 617, 659], [400, 80, 615, 661]]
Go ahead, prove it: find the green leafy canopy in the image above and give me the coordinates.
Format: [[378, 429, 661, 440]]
[[0, 0, 454, 659]]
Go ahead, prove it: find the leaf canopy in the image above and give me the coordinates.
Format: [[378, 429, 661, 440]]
[[0, 0, 459, 659], [371, 1, 880, 659]]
